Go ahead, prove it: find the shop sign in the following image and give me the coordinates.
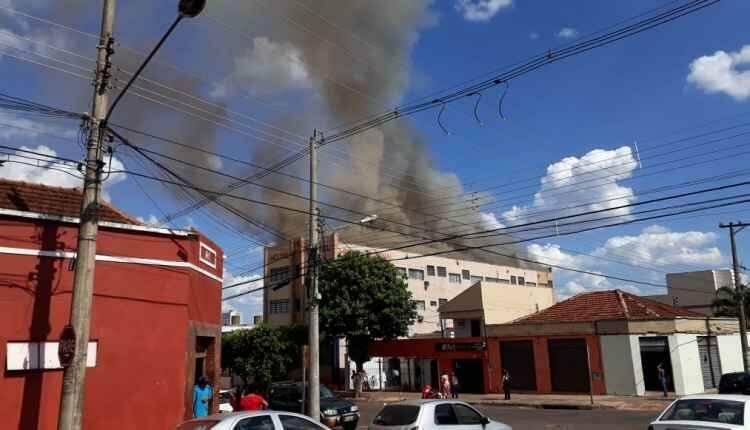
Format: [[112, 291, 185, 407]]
[[435, 342, 486, 352]]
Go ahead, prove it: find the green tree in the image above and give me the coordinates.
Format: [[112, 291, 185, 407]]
[[318, 251, 416, 394], [712, 285, 750, 322], [222, 324, 305, 392]]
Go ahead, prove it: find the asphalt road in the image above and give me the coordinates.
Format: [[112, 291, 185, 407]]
[[354, 401, 659, 430]]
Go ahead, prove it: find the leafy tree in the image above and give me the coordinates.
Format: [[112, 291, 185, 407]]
[[318, 251, 416, 394], [222, 324, 306, 392], [713, 286, 750, 323]]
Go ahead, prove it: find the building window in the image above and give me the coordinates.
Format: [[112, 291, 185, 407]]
[[510, 275, 517, 285], [396, 267, 407, 277], [470, 275, 483, 284], [455, 320, 466, 328], [548, 280, 554, 288], [439, 298, 447, 307], [485, 277, 499, 283], [413, 300, 426, 311], [430, 300, 438, 307], [498, 278, 510, 284], [526, 282, 537, 287], [462, 270, 470, 280], [437, 266, 447, 277], [518, 276, 525, 286], [270, 267, 290, 284], [270, 299, 289, 314], [449, 273, 461, 284], [409, 269, 425, 280], [426, 265, 436, 276]]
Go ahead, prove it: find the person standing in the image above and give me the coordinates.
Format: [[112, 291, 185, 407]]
[[502, 369, 512, 400], [193, 376, 213, 418], [440, 371, 451, 399], [657, 363, 668, 398], [451, 373, 460, 399], [238, 385, 269, 411]]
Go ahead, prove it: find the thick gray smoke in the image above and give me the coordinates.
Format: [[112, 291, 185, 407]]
[[12, 0, 529, 267]]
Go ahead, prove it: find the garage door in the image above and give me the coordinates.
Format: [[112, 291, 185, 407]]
[[500, 340, 537, 391], [548, 338, 590, 393], [698, 336, 722, 389]]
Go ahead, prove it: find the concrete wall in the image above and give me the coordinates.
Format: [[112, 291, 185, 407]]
[[600, 335, 643, 396], [717, 334, 745, 374], [669, 333, 704, 396]]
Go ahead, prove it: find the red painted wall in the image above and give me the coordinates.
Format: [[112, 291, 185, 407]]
[[0, 217, 222, 429]]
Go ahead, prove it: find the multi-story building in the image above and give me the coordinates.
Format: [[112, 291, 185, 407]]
[[648, 269, 735, 315], [222, 310, 242, 326]]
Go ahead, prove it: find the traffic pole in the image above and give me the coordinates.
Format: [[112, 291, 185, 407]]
[[58, 1, 116, 429]]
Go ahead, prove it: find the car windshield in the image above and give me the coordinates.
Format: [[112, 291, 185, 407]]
[[373, 405, 420, 426], [662, 399, 745, 425], [178, 420, 220, 430], [320, 386, 336, 399]]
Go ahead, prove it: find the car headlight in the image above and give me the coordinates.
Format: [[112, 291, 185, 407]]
[[324, 409, 338, 417], [350, 405, 359, 412]]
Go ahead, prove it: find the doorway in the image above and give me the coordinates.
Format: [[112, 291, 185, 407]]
[[500, 340, 537, 391], [453, 359, 484, 393], [548, 338, 590, 393], [639, 336, 674, 392]]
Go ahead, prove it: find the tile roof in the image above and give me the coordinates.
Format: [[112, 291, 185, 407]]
[[514, 289, 703, 324], [0, 179, 140, 225]]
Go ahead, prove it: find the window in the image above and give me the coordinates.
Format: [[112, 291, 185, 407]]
[[518, 276, 525, 286], [453, 404, 483, 425], [455, 320, 466, 328], [408, 269, 425, 280], [449, 273, 461, 284], [485, 277, 499, 283], [510, 275, 517, 285], [526, 282, 537, 287], [270, 267, 291, 284], [437, 266, 447, 277], [498, 278, 510, 284], [439, 298, 448, 307], [434, 404, 458, 425], [413, 300, 426, 311], [270, 299, 290, 314], [462, 270, 470, 280], [470, 275, 483, 284], [426, 265, 436, 276], [660, 399, 744, 425], [373, 405, 420, 426], [280, 415, 327, 430], [430, 300, 438, 307], [396, 267, 407, 277], [548, 280, 553, 288], [236, 416, 275, 430]]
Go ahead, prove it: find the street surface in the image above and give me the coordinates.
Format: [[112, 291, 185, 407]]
[[355, 400, 659, 430]]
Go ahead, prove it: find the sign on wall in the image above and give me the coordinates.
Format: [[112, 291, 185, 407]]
[[435, 342, 487, 352], [199, 242, 218, 268], [7, 341, 98, 371]]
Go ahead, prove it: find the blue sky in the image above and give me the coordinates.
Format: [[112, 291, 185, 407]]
[[1, 0, 749, 322]]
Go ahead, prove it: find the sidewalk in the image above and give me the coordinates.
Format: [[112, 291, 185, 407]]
[[352, 391, 675, 412]]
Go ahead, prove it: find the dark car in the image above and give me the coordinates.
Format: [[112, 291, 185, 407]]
[[268, 382, 360, 430], [719, 372, 750, 395]]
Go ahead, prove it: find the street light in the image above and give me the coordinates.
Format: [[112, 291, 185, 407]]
[[179, 0, 207, 17]]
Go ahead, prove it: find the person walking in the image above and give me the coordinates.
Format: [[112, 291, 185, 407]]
[[502, 369, 512, 400], [192, 376, 213, 418], [451, 373, 460, 399], [657, 363, 668, 398], [440, 371, 451, 399]]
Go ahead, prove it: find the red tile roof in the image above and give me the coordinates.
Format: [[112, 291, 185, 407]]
[[0, 179, 140, 225], [515, 289, 703, 324]]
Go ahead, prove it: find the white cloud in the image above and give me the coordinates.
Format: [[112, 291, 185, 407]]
[[556, 27, 579, 39], [136, 214, 161, 227], [527, 243, 583, 268], [502, 146, 637, 227], [0, 114, 77, 140], [211, 37, 311, 98], [454, 0, 512, 22], [0, 144, 126, 200], [687, 45, 750, 101], [529, 32, 540, 40], [479, 211, 504, 230]]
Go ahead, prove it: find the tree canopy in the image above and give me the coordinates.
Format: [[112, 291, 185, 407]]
[[712, 285, 750, 321]]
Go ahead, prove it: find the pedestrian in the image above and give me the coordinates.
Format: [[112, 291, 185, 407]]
[[238, 385, 269, 411], [657, 363, 668, 398], [440, 371, 451, 399], [502, 369, 511, 400], [192, 376, 213, 418], [451, 373, 460, 399]]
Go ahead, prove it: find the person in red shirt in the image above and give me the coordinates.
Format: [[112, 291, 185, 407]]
[[238, 385, 269, 411]]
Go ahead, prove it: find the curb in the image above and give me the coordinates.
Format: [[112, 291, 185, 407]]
[[354, 397, 612, 411]]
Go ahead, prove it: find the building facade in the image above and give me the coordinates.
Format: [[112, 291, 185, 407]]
[[0, 180, 223, 429], [648, 269, 735, 315]]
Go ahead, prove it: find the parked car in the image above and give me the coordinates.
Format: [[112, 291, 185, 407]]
[[369, 400, 511, 430], [219, 389, 235, 413], [267, 382, 359, 430], [720, 372, 750, 395], [178, 410, 331, 430], [648, 394, 750, 429]]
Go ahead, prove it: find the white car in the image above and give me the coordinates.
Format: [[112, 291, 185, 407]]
[[179, 410, 331, 430], [369, 400, 511, 430], [649, 394, 750, 429]]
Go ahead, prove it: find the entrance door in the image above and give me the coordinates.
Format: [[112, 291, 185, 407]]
[[639, 336, 674, 392], [453, 359, 484, 394], [499, 340, 537, 391], [548, 338, 590, 393], [698, 336, 722, 389]]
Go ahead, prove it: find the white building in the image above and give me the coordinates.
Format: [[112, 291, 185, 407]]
[[648, 269, 735, 315]]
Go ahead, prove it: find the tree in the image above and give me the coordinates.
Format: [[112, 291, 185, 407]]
[[222, 324, 305, 392], [318, 251, 416, 395], [713, 286, 750, 323]]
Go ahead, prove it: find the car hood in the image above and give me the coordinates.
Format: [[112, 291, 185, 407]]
[[650, 420, 742, 430], [320, 397, 355, 412]]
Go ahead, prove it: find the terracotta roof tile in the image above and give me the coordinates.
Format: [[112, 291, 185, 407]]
[[515, 289, 703, 324], [0, 179, 139, 225]]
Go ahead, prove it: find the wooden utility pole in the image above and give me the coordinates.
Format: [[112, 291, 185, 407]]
[[58, 1, 116, 429], [720, 221, 750, 372]]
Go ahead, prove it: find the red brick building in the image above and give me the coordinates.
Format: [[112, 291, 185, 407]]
[[0, 179, 223, 429]]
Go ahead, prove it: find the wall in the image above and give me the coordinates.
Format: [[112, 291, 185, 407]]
[[669, 333, 704, 396], [600, 335, 643, 396], [480, 285, 556, 325], [717, 334, 744, 374]]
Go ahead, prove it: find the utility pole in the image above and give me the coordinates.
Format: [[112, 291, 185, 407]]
[[308, 130, 320, 420], [58, 1, 116, 429], [720, 221, 750, 372]]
